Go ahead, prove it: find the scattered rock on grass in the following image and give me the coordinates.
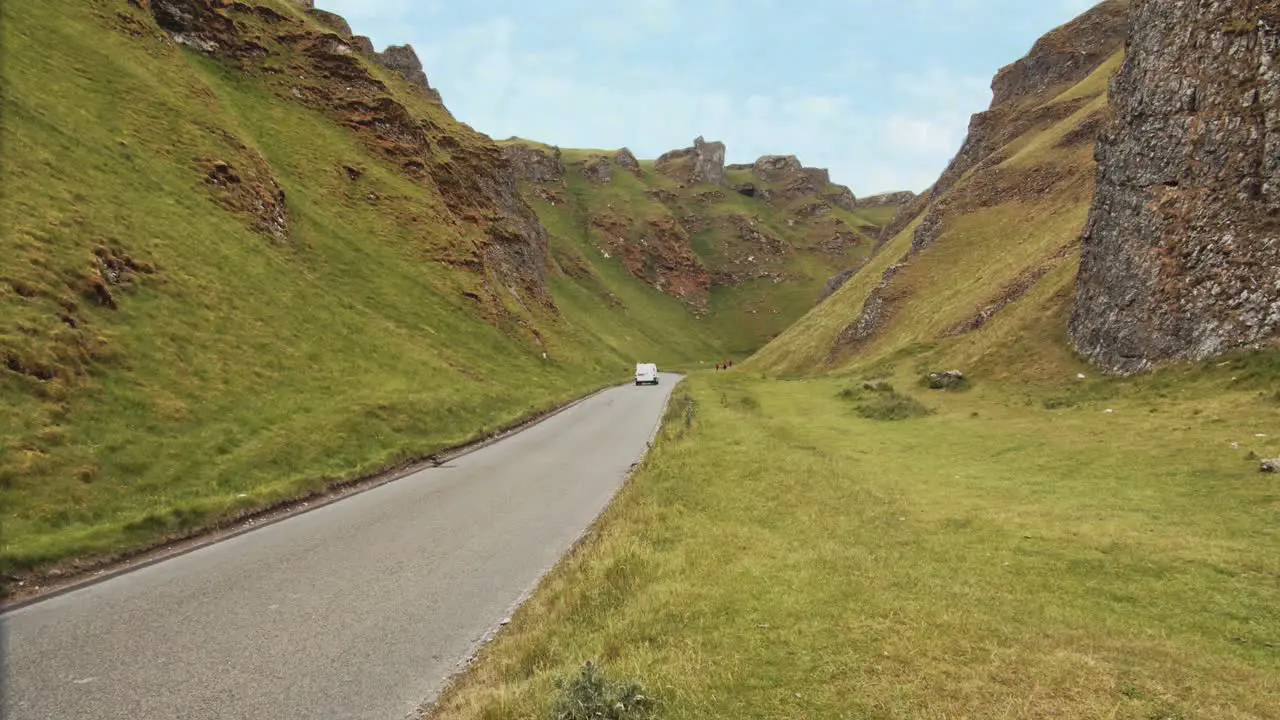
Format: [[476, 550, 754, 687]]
[[1261, 459, 1279, 473], [925, 370, 965, 390]]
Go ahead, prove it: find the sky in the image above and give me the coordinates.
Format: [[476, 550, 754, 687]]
[[316, 0, 1103, 196]]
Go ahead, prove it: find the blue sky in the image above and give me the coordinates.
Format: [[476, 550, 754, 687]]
[[317, 0, 1102, 196]]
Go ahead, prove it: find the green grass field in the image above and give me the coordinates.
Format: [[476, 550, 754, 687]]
[[429, 363, 1280, 719]]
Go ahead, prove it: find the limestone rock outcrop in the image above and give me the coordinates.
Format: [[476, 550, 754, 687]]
[[655, 136, 727, 186], [1069, 0, 1280, 373]]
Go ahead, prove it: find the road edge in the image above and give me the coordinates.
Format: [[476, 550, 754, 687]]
[[414, 373, 687, 718], [0, 379, 625, 613]]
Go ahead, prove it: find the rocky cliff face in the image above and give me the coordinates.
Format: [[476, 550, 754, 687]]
[[655, 136, 727, 186], [1070, 0, 1280, 374], [500, 142, 566, 185], [990, 0, 1131, 107], [728, 154, 857, 209]]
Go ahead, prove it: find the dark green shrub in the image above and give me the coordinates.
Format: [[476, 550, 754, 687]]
[[550, 662, 657, 720]]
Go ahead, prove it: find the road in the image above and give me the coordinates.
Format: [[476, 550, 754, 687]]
[[1, 374, 679, 720]]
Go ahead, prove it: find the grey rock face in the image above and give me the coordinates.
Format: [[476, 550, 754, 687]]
[[1070, 0, 1280, 374], [856, 191, 916, 209], [655, 136, 727, 186], [614, 147, 642, 175], [351, 35, 375, 56], [307, 8, 352, 37], [818, 268, 857, 303], [582, 156, 612, 184], [824, 185, 858, 212], [828, 262, 907, 359], [751, 155, 804, 180], [500, 143, 565, 184], [991, 0, 1130, 106], [374, 44, 442, 102], [692, 137, 727, 185]]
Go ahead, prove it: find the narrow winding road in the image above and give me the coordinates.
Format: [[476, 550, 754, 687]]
[[2, 374, 679, 720]]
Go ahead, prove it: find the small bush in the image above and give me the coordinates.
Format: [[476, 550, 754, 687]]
[[838, 381, 894, 401], [840, 384, 932, 420], [550, 662, 657, 720], [856, 392, 933, 421]]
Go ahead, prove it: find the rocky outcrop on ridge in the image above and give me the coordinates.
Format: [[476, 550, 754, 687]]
[[655, 136, 727, 186]]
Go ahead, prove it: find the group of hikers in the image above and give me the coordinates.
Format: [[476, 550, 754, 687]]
[[715, 359, 734, 371]]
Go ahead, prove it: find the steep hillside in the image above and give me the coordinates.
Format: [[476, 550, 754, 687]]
[[500, 139, 888, 354], [0, 0, 871, 577], [751, 0, 1131, 378]]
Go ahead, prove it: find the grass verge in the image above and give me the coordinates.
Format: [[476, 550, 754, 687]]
[[427, 369, 1280, 719]]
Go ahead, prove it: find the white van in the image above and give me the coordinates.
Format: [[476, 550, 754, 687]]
[[634, 363, 659, 386]]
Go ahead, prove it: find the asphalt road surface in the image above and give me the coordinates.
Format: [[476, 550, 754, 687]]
[[2, 374, 679, 720]]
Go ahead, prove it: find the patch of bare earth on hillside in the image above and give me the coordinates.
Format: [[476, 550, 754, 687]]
[[826, 261, 910, 362], [199, 155, 290, 243], [588, 212, 710, 306]]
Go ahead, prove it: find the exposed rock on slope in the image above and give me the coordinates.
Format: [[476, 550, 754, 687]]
[[729, 155, 856, 208], [372, 44, 442, 102], [501, 142, 566, 185], [144, 0, 549, 309], [504, 139, 885, 324], [306, 8, 352, 37], [655, 136, 727, 186], [1070, 0, 1280, 373], [990, 0, 1130, 106], [750, 0, 1132, 375], [856, 191, 916, 210], [614, 148, 642, 175], [909, 0, 1130, 253]]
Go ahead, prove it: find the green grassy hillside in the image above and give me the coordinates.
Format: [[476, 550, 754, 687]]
[[504, 141, 889, 357], [2, 0, 871, 577], [750, 39, 1124, 383]]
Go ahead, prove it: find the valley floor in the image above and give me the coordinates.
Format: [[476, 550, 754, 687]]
[[428, 364, 1280, 719]]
